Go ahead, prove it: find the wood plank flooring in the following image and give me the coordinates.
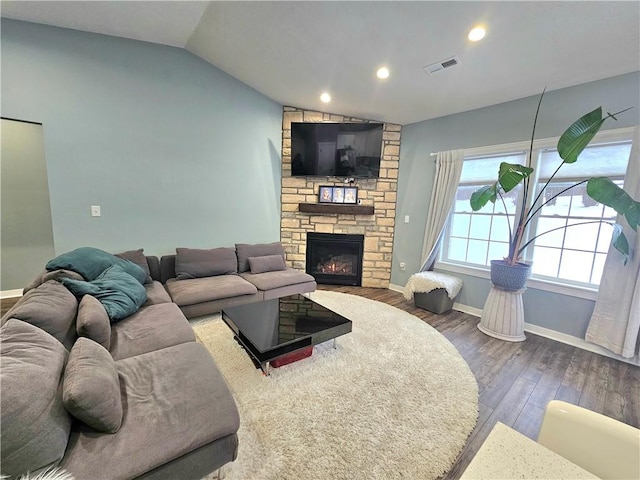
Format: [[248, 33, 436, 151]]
[[317, 285, 640, 480]]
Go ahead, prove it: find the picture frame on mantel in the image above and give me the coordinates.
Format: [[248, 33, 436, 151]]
[[344, 187, 358, 204], [319, 186, 333, 203], [332, 187, 345, 203]]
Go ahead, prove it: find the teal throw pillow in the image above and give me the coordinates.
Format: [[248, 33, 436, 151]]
[[46, 247, 147, 285], [62, 265, 147, 322]]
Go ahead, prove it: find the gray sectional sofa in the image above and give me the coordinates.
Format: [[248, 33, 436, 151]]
[[1, 254, 240, 480], [1, 242, 316, 480]]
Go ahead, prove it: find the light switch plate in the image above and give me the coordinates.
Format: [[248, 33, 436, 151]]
[[91, 206, 101, 217]]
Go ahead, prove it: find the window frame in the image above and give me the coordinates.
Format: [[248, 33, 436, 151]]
[[435, 126, 635, 300]]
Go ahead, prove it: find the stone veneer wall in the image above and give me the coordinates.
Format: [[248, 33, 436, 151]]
[[280, 106, 401, 288]]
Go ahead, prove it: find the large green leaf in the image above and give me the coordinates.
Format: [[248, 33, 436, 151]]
[[611, 224, 630, 266], [587, 177, 640, 231], [498, 162, 534, 193], [470, 184, 497, 211], [557, 107, 606, 164]]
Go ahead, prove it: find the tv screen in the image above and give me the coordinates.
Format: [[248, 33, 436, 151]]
[[290, 122, 383, 178]]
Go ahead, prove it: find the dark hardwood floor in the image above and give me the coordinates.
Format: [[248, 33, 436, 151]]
[[318, 285, 640, 480]]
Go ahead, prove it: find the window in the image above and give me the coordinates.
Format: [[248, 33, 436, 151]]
[[443, 153, 525, 268], [439, 128, 633, 290]]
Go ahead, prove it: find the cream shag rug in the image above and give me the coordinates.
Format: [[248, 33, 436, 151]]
[[193, 291, 478, 480]]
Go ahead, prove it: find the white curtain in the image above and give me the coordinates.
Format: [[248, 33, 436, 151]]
[[419, 149, 464, 271], [585, 127, 640, 358]]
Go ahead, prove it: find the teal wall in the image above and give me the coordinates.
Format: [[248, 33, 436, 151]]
[[1, 19, 283, 270], [393, 72, 640, 337]]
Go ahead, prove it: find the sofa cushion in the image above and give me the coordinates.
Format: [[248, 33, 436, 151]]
[[262, 280, 317, 301], [46, 247, 147, 284], [248, 254, 287, 274], [109, 303, 196, 361], [62, 337, 123, 433], [236, 242, 285, 273], [23, 269, 86, 294], [62, 265, 147, 322], [76, 294, 111, 350], [240, 268, 316, 291], [143, 280, 172, 306], [175, 247, 238, 279], [115, 248, 153, 284], [0, 319, 72, 478], [60, 343, 240, 480], [165, 275, 257, 307], [1, 280, 78, 350], [178, 293, 263, 318]]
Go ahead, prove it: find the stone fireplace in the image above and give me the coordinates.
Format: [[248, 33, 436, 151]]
[[280, 106, 401, 288], [306, 232, 364, 286]]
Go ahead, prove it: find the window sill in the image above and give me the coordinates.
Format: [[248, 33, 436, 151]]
[[434, 261, 599, 301]]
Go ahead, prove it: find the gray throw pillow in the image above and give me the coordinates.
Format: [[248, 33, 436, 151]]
[[23, 269, 85, 294], [236, 242, 285, 273], [76, 294, 111, 350], [248, 254, 287, 274], [0, 280, 78, 350], [62, 337, 123, 433], [115, 248, 153, 284], [0, 319, 73, 477], [175, 247, 238, 279]]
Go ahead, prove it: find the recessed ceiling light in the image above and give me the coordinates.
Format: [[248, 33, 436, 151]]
[[468, 26, 486, 42], [320, 92, 331, 103], [376, 67, 390, 79]]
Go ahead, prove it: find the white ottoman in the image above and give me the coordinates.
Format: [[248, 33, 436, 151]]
[[404, 271, 463, 314]]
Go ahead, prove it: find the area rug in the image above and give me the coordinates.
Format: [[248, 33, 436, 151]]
[[192, 290, 478, 480]]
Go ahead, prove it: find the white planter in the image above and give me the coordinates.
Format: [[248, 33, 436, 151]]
[[478, 285, 526, 342]]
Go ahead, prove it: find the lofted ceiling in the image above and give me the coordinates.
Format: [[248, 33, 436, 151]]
[[1, 1, 639, 125]]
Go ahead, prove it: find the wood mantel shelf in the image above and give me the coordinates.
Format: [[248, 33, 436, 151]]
[[298, 203, 375, 215]]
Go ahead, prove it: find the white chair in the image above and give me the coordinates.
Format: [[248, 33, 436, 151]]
[[538, 400, 640, 480]]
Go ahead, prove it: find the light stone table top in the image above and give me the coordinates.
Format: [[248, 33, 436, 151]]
[[460, 422, 600, 480]]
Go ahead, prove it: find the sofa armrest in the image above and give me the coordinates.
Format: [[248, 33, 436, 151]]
[[160, 255, 176, 284], [145, 256, 161, 282]]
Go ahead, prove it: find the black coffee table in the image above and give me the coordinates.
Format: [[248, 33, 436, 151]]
[[221, 294, 352, 375]]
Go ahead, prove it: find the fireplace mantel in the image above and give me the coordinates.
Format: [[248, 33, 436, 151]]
[[298, 203, 375, 215]]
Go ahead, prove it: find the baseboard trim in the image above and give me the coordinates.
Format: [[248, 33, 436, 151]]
[[523, 322, 640, 367], [1, 289, 23, 299], [456, 300, 640, 367], [456, 299, 639, 367], [387, 286, 639, 367], [453, 303, 482, 317]]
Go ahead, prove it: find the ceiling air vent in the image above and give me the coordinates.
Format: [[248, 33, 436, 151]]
[[424, 56, 460, 75]]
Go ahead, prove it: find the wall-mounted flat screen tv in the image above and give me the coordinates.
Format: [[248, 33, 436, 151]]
[[290, 122, 383, 178]]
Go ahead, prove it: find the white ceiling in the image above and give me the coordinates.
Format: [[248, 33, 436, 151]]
[[2, 1, 639, 125]]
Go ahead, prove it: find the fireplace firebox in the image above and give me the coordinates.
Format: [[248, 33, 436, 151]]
[[306, 232, 364, 286]]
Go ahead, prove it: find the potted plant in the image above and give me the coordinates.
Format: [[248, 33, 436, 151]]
[[470, 92, 639, 291]]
